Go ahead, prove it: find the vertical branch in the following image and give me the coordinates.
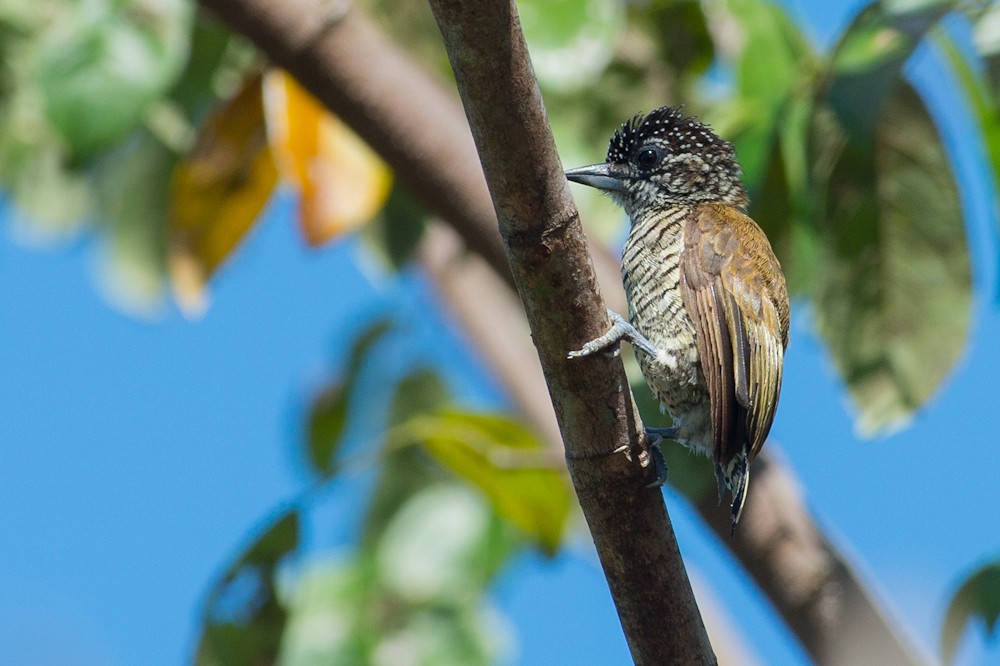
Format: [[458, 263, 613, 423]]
[[424, 1, 714, 663]]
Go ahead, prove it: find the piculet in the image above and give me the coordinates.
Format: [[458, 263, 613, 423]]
[[566, 106, 790, 529]]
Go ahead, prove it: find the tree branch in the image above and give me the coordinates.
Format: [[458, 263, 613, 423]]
[[695, 454, 928, 665], [196, 0, 928, 663], [423, 1, 713, 662]]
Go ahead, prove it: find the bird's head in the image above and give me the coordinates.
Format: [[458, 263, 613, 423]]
[[566, 106, 748, 215]]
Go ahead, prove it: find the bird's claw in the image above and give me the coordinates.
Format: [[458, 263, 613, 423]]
[[644, 427, 676, 487], [567, 340, 622, 359], [568, 309, 660, 360], [646, 446, 669, 487], [567, 308, 627, 359]]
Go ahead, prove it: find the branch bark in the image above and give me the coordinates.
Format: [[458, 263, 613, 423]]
[[695, 454, 928, 665], [196, 0, 929, 663], [423, 1, 713, 662]]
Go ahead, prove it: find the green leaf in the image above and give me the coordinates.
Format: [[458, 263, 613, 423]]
[[748, 96, 817, 296], [372, 483, 516, 664], [360, 369, 451, 550], [703, 1, 816, 296], [281, 532, 511, 666], [197, 510, 300, 666], [306, 318, 395, 476], [942, 560, 1000, 663], [812, 83, 972, 435], [276, 558, 372, 666], [285, 487, 512, 666], [938, 31, 1000, 183], [376, 484, 504, 601], [0, 129, 94, 239], [518, 0, 624, 92], [0, 0, 196, 237], [403, 409, 570, 555], [937, 30, 1000, 298], [363, 185, 428, 271], [826, 0, 951, 144], [388, 367, 450, 427], [636, 0, 714, 77], [92, 129, 177, 316], [727, 0, 812, 109], [167, 15, 235, 119], [372, 607, 505, 666], [361, 444, 448, 554], [34, 0, 193, 161], [0, 0, 48, 31], [708, 0, 813, 191], [973, 1, 1000, 55]]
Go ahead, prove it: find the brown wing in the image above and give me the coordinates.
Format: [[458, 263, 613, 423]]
[[680, 203, 789, 469]]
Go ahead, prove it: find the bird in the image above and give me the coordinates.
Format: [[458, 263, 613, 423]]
[[565, 106, 789, 528]]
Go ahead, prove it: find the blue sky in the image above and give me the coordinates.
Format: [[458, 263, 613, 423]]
[[3, 0, 1000, 664]]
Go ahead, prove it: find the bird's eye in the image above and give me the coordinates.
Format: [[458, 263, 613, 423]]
[[635, 147, 660, 170]]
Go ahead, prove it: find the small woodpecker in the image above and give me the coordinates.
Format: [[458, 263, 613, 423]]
[[566, 106, 789, 528]]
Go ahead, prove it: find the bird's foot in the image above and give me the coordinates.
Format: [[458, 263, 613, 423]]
[[646, 426, 679, 442], [644, 427, 677, 487], [567, 309, 660, 359]]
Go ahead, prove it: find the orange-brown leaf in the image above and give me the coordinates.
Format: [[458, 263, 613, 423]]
[[168, 74, 278, 315], [263, 70, 392, 246]]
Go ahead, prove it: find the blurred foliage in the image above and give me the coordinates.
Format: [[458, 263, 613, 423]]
[[811, 83, 970, 435], [276, 484, 512, 666], [194, 318, 564, 662], [168, 73, 278, 314], [306, 318, 395, 476], [942, 559, 1000, 663], [400, 409, 570, 555], [263, 70, 393, 247], [0, 3, 391, 315], [197, 509, 299, 665], [5, 0, 1000, 660]]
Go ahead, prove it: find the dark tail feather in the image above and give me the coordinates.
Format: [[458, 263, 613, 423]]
[[728, 454, 750, 535]]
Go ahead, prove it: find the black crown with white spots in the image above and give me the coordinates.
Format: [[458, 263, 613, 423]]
[[608, 107, 734, 167], [608, 106, 747, 208]]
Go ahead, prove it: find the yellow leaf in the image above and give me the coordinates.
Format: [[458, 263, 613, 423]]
[[168, 74, 279, 315], [263, 69, 393, 246], [403, 409, 571, 555]]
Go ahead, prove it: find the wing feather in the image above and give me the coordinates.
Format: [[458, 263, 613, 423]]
[[681, 204, 789, 471], [694, 283, 734, 459]]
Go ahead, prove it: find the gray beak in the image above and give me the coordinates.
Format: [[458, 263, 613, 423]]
[[565, 163, 626, 193]]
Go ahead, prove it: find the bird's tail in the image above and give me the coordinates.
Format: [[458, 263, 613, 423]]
[[726, 452, 750, 535]]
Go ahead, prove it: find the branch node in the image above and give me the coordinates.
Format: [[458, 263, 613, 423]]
[[499, 204, 578, 252]]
